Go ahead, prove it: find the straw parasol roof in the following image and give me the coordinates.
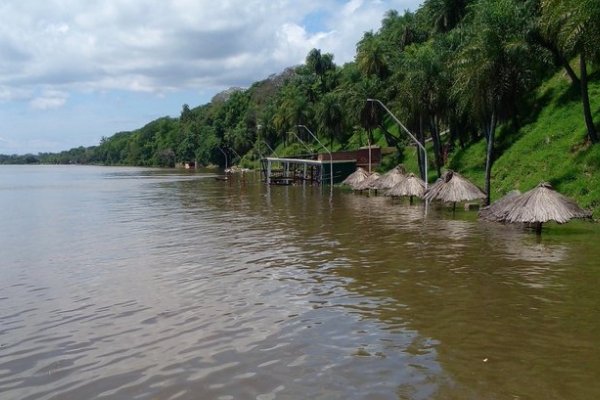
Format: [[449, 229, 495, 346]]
[[342, 167, 369, 187], [490, 182, 591, 226], [353, 172, 381, 191], [479, 190, 521, 222], [425, 170, 486, 204], [374, 165, 406, 190], [385, 173, 426, 198]]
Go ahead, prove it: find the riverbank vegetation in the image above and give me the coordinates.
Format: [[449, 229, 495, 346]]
[[2, 0, 599, 213]]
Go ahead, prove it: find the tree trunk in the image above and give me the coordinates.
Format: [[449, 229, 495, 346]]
[[562, 57, 581, 87], [484, 111, 497, 206], [429, 116, 443, 177], [378, 123, 404, 157], [417, 113, 426, 182], [534, 32, 581, 87], [580, 54, 598, 144]]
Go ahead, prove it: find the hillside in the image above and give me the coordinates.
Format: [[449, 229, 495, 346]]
[[2, 0, 598, 220], [437, 71, 599, 217]]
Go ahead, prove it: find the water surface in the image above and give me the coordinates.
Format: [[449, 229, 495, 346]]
[[1, 165, 599, 399]]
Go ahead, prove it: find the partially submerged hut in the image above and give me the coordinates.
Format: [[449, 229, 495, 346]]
[[385, 173, 426, 204], [482, 182, 592, 233], [354, 172, 381, 191], [425, 170, 486, 209], [342, 167, 369, 187], [479, 190, 521, 222], [374, 165, 406, 190]]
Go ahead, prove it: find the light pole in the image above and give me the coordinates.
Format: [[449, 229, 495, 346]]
[[256, 124, 281, 157], [265, 142, 278, 157], [297, 125, 333, 187], [366, 99, 428, 189], [217, 147, 228, 170], [230, 147, 242, 164], [288, 131, 314, 155]]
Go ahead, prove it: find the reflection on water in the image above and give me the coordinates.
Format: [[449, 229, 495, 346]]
[[1, 166, 599, 400]]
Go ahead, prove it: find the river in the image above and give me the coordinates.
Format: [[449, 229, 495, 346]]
[[1, 165, 599, 399]]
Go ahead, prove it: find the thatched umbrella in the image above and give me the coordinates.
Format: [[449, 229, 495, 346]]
[[374, 165, 406, 190], [342, 167, 369, 187], [425, 170, 486, 210], [385, 173, 426, 204], [479, 190, 521, 222], [486, 182, 591, 233], [353, 172, 381, 191]]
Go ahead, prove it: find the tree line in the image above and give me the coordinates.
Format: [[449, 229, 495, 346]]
[[5, 0, 598, 205]]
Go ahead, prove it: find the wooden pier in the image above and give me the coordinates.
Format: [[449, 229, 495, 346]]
[[261, 156, 357, 186]]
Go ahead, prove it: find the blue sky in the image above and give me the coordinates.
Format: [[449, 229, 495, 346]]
[[0, 0, 422, 154]]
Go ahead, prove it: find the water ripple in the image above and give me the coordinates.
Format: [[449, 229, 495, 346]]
[[1, 167, 599, 399]]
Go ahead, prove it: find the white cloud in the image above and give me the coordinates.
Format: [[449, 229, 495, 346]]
[[0, 0, 421, 96], [0, 0, 423, 153], [29, 90, 68, 110]]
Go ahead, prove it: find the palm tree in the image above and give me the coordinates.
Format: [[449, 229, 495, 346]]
[[540, 0, 600, 143], [306, 48, 335, 93], [421, 0, 472, 33], [453, 0, 535, 205], [356, 33, 390, 79], [306, 48, 335, 78], [317, 93, 345, 147], [272, 85, 312, 145], [397, 40, 451, 177]]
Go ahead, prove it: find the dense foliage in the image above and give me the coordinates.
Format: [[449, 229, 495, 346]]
[[3, 0, 598, 207]]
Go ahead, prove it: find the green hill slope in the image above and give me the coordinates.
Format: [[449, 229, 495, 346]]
[[446, 71, 600, 217]]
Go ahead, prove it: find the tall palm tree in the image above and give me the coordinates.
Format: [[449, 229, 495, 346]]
[[540, 0, 600, 143], [397, 40, 451, 177], [306, 48, 335, 93], [422, 0, 472, 33], [272, 85, 312, 145], [453, 0, 535, 205], [356, 33, 390, 79], [317, 93, 345, 147]]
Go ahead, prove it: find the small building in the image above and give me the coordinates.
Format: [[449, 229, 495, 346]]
[[261, 147, 381, 185]]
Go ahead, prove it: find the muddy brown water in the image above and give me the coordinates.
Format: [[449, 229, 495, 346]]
[[1, 165, 599, 399]]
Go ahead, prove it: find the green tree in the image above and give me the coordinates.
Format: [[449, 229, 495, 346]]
[[356, 33, 390, 79], [306, 48, 335, 80], [421, 0, 472, 33], [273, 84, 312, 144], [453, 0, 535, 204], [317, 92, 345, 147], [397, 40, 451, 176], [540, 0, 600, 143]]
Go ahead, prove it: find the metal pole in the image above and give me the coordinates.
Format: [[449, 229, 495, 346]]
[[368, 137, 372, 174], [288, 131, 314, 155], [217, 147, 228, 170], [257, 124, 280, 157], [366, 99, 428, 189], [260, 140, 279, 158], [230, 147, 242, 163], [297, 125, 333, 187]]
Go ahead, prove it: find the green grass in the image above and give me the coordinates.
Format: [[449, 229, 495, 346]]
[[443, 71, 600, 217], [489, 72, 600, 217], [254, 70, 600, 219]]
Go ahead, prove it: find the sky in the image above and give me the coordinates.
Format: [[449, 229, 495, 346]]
[[0, 0, 422, 154]]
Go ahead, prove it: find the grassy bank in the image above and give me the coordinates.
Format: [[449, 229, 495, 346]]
[[395, 71, 600, 217]]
